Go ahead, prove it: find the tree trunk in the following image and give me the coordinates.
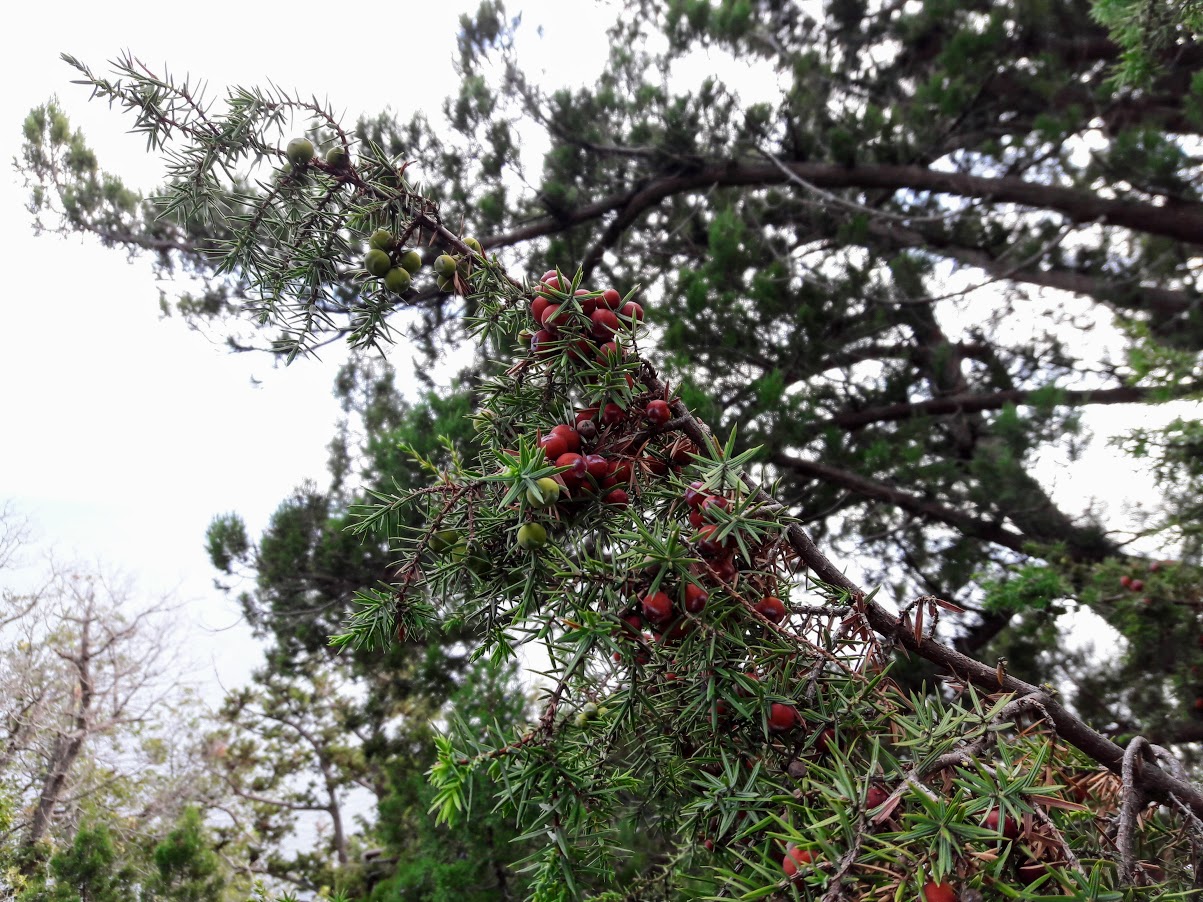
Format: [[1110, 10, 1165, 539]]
[[19, 617, 93, 873]]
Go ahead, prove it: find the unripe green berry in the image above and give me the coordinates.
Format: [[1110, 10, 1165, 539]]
[[325, 145, 350, 169], [581, 702, 599, 719], [286, 137, 315, 167], [472, 409, 497, 433], [434, 254, 458, 278], [369, 229, 393, 251], [398, 249, 422, 273], [384, 267, 412, 294], [463, 236, 482, 255], [436, 274, 455, 292], [526, 477, 561, 508], [428, 529, 461, 554], [277, 161, 308, 185], [516, 522, 548, 551], [365, 249, 392, 278]]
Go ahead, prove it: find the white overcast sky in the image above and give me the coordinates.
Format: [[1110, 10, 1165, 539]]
[[0, 1, 1197, 706], [0, 0, 622, 698]]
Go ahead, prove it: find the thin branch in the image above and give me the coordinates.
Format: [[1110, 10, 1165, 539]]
[[770, 452, 1030, 554]]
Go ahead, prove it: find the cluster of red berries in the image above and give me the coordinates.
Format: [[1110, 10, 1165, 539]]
[[516, 270, 693, 521], [609, 559, 708, 665], [518, 402, 694, 523], [524, 269, 948, 887], [532, 420, 635, 509], [540, 400, 811, 746], [681, 479, 792, 626], [1118, 559, 1178, 598], [604, 482, 804, 764], [1118, 574, 1145, 593], [608, 482, 794, 661], [528, 270, 645, 364]]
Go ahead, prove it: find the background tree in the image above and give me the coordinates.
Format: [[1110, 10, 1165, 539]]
[[36, 823, 136, 902], [0, 564, 182, 872], [0, 511, 241, 899], [16, 811, 225, 902], [146, 807, 225, 902], [15, 0, 1203, 897], [211, 660, 368, 891], [200, 358, 540, 897]]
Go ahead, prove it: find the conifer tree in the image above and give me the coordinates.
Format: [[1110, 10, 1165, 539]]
[[147, 808, 225, 902], [40, 825, 136, 902], [21, 4, 1203, 737], [16, 1, 1203, 898]]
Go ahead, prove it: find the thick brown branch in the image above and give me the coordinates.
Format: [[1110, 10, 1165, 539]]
[[813, 384, 1201, 433], [770, 451, 1030, 555], [867, 220, 1201, 324], [486, 161, 1203, 252], [1150, 721, 1203, 746]]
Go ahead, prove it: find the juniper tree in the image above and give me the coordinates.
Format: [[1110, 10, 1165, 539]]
[[21, 16, 1203, 899], [17, 0, 1203, 898], [20, 0, 1203, 748]]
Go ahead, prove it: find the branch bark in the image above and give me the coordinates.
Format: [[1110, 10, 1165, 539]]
[[21, 615, 94, 866], [485, 161, 1203, 253], [771, 451, 1030, 555], [865, 220, 1202, 331], [809, 383, 1202, 434]]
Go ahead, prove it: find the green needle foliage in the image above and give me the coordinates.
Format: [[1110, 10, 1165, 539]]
[[199, 370, 536, 895], [21, 0, 1203, 745], [40, 825, 136, 902], [17, 0, 1203, 898], [148, 808, 225, 902], [31, 81, 1203, 899], [1091, 0, 1203, 86]]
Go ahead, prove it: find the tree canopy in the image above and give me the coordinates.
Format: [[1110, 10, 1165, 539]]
[[15, 0, 1203, 898]]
